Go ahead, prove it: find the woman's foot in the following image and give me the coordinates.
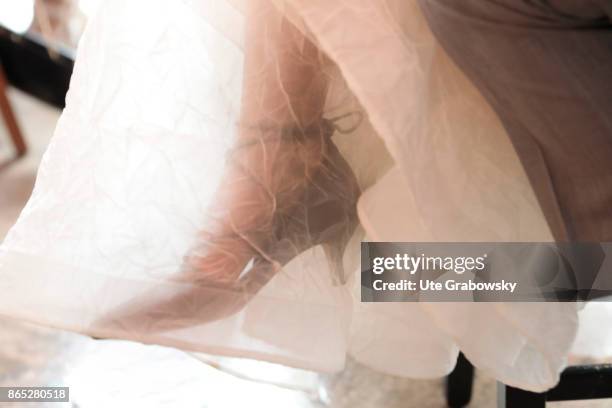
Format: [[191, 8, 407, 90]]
[[94, 119, 360, 333]]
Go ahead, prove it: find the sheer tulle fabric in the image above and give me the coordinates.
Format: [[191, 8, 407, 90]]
[[0, 0, 601, 392]]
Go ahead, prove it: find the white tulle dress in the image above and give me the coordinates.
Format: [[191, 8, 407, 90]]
[[0, 0, 606, 392]]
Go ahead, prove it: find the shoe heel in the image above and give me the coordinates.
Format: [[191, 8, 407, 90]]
[[323, 241, 346, 285], [322, 218, 358, 285]]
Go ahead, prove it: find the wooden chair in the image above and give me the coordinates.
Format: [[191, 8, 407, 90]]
[[0, 63, 27, 158]]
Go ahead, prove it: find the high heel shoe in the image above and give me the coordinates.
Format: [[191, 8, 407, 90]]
[[251, 116, 360, 279], [93, 114, 362, 333]]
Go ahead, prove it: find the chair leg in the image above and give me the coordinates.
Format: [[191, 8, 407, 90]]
[[0, 66, 27, 157], [497, 383, 546, 408], [547, 364, 612, 402], [446, 352, 474, 407]]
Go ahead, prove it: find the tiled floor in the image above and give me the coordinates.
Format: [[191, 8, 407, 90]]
[[0, 88, 610, 407]]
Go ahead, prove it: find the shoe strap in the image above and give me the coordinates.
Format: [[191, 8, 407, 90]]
[[234, 110, 364, 150]]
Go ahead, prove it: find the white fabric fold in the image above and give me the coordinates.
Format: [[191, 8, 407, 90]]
[[0, 0, 593, 392]]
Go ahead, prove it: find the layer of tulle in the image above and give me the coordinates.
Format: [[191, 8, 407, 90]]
[[0, 0, 605, 393]]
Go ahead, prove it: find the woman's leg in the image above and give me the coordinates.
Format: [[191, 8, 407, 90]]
[[95, 1, 361, 330], [418, 0, 612, 241], [189, 0, 332, 284]]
